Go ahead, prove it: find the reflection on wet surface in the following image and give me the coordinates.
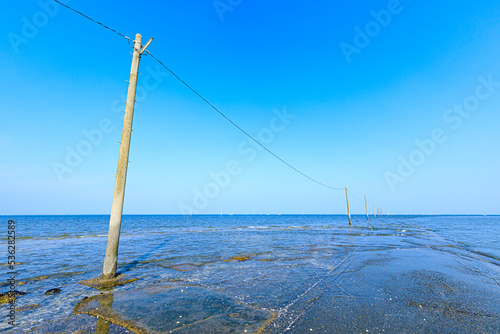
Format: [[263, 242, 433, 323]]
[[4, 215, 499, 333], [71, 284, 275, 333]]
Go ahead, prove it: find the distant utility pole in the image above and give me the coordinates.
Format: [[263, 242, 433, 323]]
[[345, 187, 351, 226], [102, 34, 153, 280], [364, 195, 369, 221]]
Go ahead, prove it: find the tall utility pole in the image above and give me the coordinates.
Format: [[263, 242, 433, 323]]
[[364, 195, 369, 221], [102, 34, 153, 280], [345, 187, 351, 226]]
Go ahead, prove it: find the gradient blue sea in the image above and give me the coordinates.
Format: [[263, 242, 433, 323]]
[[1, 215, 499, 332]]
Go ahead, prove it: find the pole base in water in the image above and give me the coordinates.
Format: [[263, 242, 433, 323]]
[[79, 274, 137, 290]]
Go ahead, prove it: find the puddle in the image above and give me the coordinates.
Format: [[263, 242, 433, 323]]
[[28, 313, 134, 333], [73, 284, 275, 333]]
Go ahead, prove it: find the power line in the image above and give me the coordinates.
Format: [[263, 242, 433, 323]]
[[54, 0, 130, 40], [145, 51, 343, 191], [348, 189, 362, 201], [53, 0, 344, 192]]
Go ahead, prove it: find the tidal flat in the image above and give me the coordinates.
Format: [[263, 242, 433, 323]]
[[1, 215, 499, 333]]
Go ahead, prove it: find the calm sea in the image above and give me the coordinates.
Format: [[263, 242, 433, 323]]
[[1, 215, 499, 332]]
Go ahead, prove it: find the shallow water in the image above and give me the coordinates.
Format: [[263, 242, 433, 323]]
[[1, 215, 499, 332]]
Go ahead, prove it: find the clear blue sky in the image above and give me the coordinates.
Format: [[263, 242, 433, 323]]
[[1, 0, 499, 215]]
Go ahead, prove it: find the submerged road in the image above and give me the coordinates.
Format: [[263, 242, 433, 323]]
[[16, 216, 500, 333]]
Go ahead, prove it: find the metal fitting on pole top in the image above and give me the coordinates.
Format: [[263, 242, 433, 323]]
[[140, 38, 154, 54]]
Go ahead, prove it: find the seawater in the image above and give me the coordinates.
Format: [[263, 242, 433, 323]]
[[1, 215, 499, 332]]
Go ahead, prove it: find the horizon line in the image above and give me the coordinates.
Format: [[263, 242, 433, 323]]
[[1, 213, 498, 217]]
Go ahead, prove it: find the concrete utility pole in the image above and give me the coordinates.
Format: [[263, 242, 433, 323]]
[[345, 187, 351, 226], [102, 34, 153, 279], [364, 195, 369, 221]]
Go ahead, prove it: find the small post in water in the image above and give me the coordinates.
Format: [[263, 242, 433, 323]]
[[345, 187, 351, 226], [364, 195, 369, 221]]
